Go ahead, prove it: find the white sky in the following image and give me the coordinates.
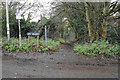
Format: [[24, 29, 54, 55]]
[[18, 0, 54, 22]]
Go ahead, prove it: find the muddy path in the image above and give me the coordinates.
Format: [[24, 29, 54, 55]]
[[2, 43, 119, 78]]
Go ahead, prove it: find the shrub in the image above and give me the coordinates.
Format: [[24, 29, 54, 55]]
[[0, 38, 2, 49], [2, 37, 60, 53], [74, 40, 120, 56]]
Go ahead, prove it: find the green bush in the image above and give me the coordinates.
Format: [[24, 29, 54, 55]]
[[40, 38, 60, 51], [0, 38, 2, 49], [2, 37, 60, 53], [74, 41, 120, 56]]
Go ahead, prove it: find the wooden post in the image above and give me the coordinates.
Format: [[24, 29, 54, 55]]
[[37, 36, 39, 47], [28, 36, 30, 43]]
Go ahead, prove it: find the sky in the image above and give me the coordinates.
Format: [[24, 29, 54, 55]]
[[18, 0, 53, 22]]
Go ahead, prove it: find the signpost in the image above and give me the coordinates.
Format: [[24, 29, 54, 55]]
[[16, 13, 22, 46], [27, 32, 40, 47], [45, 25, 47, 44]]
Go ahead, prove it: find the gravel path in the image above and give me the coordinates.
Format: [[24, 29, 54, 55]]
[[2, 44, 119, 78]]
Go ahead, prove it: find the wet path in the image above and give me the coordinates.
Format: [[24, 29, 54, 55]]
[[2, 44, 118, 78]]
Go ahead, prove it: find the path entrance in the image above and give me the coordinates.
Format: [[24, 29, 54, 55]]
[[2, 43, 118, 78]]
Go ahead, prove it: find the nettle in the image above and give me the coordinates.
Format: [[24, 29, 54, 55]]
[[74, 41, 120, 56]]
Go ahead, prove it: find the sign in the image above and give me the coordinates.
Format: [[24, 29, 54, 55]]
[[16, 13, 22, 20], [27, 32, 40, 47], [27, 32, 40, 36], [27, 33, 32, 36]]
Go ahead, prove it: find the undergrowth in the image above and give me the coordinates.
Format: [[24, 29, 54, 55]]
[[74, 40, 120, 56], [2, 37, 60, 53]]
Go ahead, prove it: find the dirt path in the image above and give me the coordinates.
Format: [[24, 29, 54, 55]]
[[2, 44, 119, 78]]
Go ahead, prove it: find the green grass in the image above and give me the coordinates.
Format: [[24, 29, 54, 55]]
[[74, 40, 120, 56], [2, 37, 60, 53]]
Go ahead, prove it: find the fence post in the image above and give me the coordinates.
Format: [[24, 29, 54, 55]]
[[37, 36, 39, 47]]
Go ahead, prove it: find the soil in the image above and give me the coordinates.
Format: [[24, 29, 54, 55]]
[[2, 43, 119, 78]]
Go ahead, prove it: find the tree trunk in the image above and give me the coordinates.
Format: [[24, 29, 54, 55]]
[[6, 0, 10, 41], [101, 2, 110, 40], [85, 2, 93, 41], [96, 29, 99, 40], [93, 26, 99, 42], [102, 18, 108, 40], [75, 32, 79, 39], [93, 9, 99, 42]]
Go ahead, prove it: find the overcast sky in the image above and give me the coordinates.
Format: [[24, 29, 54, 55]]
[[18, 0, 53, 22]]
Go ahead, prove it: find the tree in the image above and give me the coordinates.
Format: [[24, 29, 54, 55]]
[[50, 1, 120, 42], [2, 0, 43, 37], [6, 0, 10, 41], [85, 2, 93, 41]]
